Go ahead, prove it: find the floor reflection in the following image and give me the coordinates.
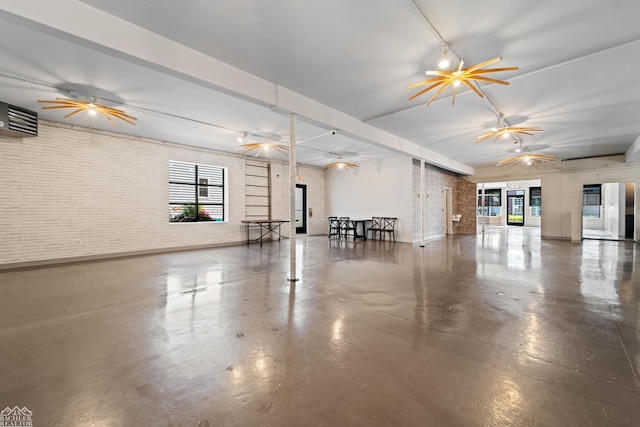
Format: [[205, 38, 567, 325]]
[[3, 231, 640, 426]]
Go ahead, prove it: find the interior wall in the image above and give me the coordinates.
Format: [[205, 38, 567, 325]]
[[423, 162, 458, 240], [411, 160, 476, 241], [0, 121, 325, 268], [603, 183, 620, 236], [326, 156, 413, 243], [454, 177, 477, 234], [540, 175, 564, 238]]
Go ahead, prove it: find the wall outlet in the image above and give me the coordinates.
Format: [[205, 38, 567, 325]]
[[74, 238, 82, 245]]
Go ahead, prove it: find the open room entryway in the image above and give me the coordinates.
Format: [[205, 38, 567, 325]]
[[477, 180, 541, 232], [582, 182, 635, 241]]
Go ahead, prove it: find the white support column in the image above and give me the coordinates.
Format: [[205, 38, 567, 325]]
[[288, 113, 298, 282], [420, 159, 425, 247], [481, 183, 486, 234]]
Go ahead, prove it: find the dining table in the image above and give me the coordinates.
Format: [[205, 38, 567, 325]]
[[349, 218, 372, 240]]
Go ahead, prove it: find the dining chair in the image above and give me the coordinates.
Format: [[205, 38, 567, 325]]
[[380, 217, 397, 241], [339, 216, 355, 239], [328, 216, 341, 238], [367, 217, 382, 240]]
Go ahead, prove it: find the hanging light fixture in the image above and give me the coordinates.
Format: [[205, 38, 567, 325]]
[[324, 161, 358, 170], [238, 140, 289, 157], [474, 126, 543, 143], [37, 98, 137, 126], [408, 57, 518, 106], [496, 153, 559, 167]]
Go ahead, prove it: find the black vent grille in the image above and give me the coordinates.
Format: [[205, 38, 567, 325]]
[[0, 102, 38, 138], [8, 105, 38, 136]]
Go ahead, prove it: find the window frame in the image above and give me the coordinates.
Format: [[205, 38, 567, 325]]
[[582, 184, 602, 219], [169, 161, 227, 223], [477, 188, 502, 217], [529, 186, 541, 217]]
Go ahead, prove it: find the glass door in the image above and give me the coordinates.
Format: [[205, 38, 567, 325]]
[[507, 190, 525, 226], [295, 184, 307, 234]]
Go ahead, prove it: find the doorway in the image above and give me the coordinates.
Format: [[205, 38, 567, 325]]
[[295, 184, 307, 234], [582, 182, 635, 241], [506, 190, 525, 226]]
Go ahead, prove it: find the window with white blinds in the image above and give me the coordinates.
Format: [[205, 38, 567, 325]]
[[169, 161, 226, 222]]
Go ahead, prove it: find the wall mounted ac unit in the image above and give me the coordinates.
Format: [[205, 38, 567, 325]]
[[0, 102, 38, 138]]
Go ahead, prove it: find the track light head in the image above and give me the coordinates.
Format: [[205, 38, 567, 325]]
[[237, 131, 249, 143], [438, 45, 450, 69]]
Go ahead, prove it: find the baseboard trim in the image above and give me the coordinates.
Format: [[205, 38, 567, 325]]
[[0, 240, 248, 272]]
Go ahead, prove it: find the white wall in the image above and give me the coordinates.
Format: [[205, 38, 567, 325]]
[[603, 183, 620, 236], [0, 121, 326, 267], [325, 156, 413, 242], [541, 174, 564, 238]]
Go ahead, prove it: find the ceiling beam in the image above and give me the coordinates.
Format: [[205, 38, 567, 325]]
[[625, 135, 640, 163]]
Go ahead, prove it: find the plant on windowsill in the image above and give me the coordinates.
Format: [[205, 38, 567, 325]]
[[170, 204, 213, 222]]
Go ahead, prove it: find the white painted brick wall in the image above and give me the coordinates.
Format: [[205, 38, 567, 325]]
[[0, 121, 324, 267]]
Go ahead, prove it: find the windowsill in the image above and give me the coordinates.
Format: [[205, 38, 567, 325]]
[[169, 221, 228, 224]]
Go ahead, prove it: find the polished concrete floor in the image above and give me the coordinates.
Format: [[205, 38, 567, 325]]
[[1, 228, 639, 426]]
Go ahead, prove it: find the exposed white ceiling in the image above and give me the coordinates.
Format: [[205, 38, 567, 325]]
[[1, 0, 640, 174]]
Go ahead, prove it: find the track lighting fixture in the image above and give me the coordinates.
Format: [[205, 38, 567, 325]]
[[237, 132, 248, 143], [438, 45, 450, 69]]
